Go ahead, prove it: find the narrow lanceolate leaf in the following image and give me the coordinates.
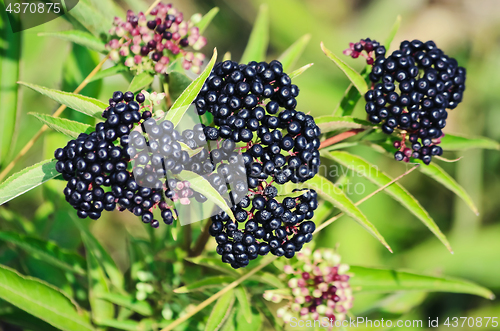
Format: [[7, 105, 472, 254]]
[[302, 175, 392, 252], [18, 82, 106, 118], [205, 290, 236, 331], [240, 4, 269, 64], [168, 71, 193, 103], [177, 170, 235, 221], [72, 218, 125, 290], [0, 159, 59, 206], [178, 142, 203, 157], [277, 34, 311, 72], [288, 63, 314, 80], [440, 133, 500, 151], [29, 113, 93, 139], [332, 67, 370, 116], [350, 265, 495, 300], [38, 31, 106, 53], [0, 232, 86, 275], [324, 151, 452, 253], [89, 64, 128, 82], [195, 7, 220, 34], [66, 0, 112, 38], [128, 72, 154, 93], [96, 292, 153, 316], [384, 15, 402, 50], [83, 236, 114, 324], [0, 264, 95, 331], [94, 320, 140, 331], [315, 116, 372, 133], [165, 48, 217, 127], [0, 13, 21, 166], [174, 275, 236, 294], [418, 161, 478, 215], [234, 287, 252, 324], [320, 42, 368, 95]]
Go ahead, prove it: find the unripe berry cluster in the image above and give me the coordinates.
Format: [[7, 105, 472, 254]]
[[343, 38, 386, 65], [55, 91, 175, 227], [263, 248, 353, 324], [209, 189, 318, 269], [354, 39, 466, 165], [106, 2, 207, 74]]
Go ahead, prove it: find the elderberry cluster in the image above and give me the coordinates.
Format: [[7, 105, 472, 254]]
[[195, 60, 321, 186], [361, 39, 466, 165], [55, 91, 175, 227], [107, 2, 206, 74], [209, 189, 318, 269]]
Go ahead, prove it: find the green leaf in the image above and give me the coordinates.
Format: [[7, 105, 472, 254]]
[[302, 175, 392, 252], [178, 142, 203, 157], [234, 287, 252, 324], [174, 276, 236, 294], [220, 310, 236, 331], [37, 30, 105, 53], [177, 170, 235, 222], [96, 292, 153, 316], [288, 63, 313, 80], [384, 15, 402, 50], [332, 67, 370, 116], [321, 42, 368, 95], [418, 161, 478, 215], [0, 12, 21, 166], [128, 72, 154, 93], [324, 151, 452, 253], [168, 71, 193, 103], [83, 236, 114, 324], [350, 265, 495, 299], [72, 218, 125, 290], [29, 112, 93, 139], [370, 291, 428, 315], [184, 257, 239, 276], [165, 48, 218, 127], [315, 116, 372, 133], [235, 307, 262, 331], [195, 7, 220, 34], [18, 82, 106, 118], [0, 232, 86, 275], [205, 290, 235, 331], [440, 133, 500, 151], [277, 34, 311, 72], [0, 264, 94, 331], [240, 4, 269, 64], [95, 319, 140, 331], [0, 304, 60, 331], [0, 159, 59, 206], [65, 0, 112, 38], [248, 272, 286, 289], [89, 64, 128, 83]]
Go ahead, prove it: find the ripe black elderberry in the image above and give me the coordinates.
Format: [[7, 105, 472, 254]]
[[349, 39, 466, 165], [209, 188, 318, 269]]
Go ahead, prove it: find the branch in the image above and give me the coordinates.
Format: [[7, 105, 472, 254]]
[[189, 219, 212, 257], [319, 128, 365, 150]]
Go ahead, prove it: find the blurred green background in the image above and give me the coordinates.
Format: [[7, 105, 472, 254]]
[[1, 0, 499, 329]]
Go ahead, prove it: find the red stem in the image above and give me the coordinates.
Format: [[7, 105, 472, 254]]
[[319, 129, 365, 150]]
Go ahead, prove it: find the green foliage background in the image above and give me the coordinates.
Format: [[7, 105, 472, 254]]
[[0, 0, 499, 330]]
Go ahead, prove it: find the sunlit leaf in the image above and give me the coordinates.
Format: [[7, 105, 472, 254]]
[[165, 48, 217, 127], [38, 30, 106, 53], [174, 275, 235, 294], [18, 82, 106, 118], [0, 159, 59, 206], [288, 63, 314, 80], [302, 175, 392, 252], [205, 290, 235, 331], [321, 42, 368, 95], [350, 265, 495, 299], [128, 72, 154, 92], [96, 292, 153, 316], [324, 151, 452, 252], [315, 116, 372, 133], [89, 64, 128, 82], [29, 113, 93, 139], [0, 232, 86, 275], [168, 71, 192, 102], [194, 7, 219, 34], [234, 287, 252, 323], [240, 4, 269, 64], [384, 15, 402, 50], [440, 133, 500, 151], [0, 264, 94, 331]]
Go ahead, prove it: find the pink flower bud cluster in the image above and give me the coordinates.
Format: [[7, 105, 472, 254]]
[[263, 248, 353, 327], [106, 2, 207, 75]]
